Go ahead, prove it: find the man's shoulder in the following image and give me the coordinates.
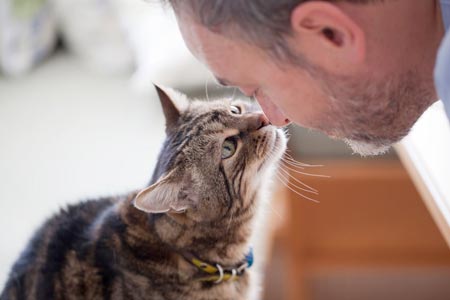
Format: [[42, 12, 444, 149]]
[[435, 30, 450, 120]]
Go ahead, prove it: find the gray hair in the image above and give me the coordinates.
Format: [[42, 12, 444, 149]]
[[163, 0, 379, 64]]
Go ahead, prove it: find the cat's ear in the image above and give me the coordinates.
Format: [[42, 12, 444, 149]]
[[133, 170, 194, 214], [154, 84, 189, 133]]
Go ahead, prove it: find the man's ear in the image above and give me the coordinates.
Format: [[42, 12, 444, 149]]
[[133, 170, 195, 214], [289, 2, 365, 69], [154, 84, 189, 134]]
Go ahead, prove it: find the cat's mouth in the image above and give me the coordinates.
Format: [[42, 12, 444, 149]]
[[257, 127, 287, 170]]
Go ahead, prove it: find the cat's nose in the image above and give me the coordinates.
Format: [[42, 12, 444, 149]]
[[258, 114, 271, 129], [248, 113, 271, 131]]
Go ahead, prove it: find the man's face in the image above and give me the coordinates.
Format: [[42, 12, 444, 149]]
[[175, 10, 436, 156]]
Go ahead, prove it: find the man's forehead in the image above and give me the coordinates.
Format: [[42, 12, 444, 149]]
[[175, 11, 274, 88], [177, 13, 227, 62]]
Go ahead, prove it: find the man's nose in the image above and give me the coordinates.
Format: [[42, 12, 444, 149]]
[[254, 93, 290, 127]]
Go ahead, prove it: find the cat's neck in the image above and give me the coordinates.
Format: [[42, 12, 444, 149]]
[[153, 213, 254, 267], [116, 192, 257, 267]]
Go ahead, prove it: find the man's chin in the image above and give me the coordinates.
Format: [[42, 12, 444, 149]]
[[343, 139, 392, 157]]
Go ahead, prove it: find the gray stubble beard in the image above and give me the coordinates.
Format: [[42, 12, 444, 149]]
[[310, 66, 436, 156]]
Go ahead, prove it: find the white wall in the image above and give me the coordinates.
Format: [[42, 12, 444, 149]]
[[0, 53, 166, 289]]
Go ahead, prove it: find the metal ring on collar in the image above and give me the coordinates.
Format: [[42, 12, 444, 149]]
[[229, 268, 237, 281], [214, 264, 224, 284]]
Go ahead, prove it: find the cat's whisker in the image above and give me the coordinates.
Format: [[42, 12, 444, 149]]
[[274, 170, 290, 189], [284, 151, 324, 168], [265, 143, 284, 165], [279, 168, 319, 195], [281, 128, 292, 139], [275, 173, 320, 203], [280, 157, 305, 169], [282, 157, 325, 172], [264, 144, 320, 194], [282, 154, 314, 167], [231, 87, 237, 101], [263, 199, 283, 221], [205, 79, 211, 102], [277, 168, 318, 195], [283, 157, 323, 169], [281, 161, 330, 178], [262, 141, 321, 201], [275, 176, 319, 204]]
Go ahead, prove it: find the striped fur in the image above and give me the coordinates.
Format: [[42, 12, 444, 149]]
[[1, 87, 286, 300]]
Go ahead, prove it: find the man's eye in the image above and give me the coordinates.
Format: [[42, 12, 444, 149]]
[[230, 105, 241, 115]]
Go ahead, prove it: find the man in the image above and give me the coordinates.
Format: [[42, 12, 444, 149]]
[[162, 0, 449, 156]]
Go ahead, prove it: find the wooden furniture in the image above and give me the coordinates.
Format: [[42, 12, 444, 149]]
[[263, 159, 450, 300]]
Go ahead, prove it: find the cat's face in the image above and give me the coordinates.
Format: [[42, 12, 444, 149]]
[[134, 86, 286, 223]]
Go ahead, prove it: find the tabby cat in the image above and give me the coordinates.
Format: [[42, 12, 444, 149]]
[[1, 86, 286, 300]]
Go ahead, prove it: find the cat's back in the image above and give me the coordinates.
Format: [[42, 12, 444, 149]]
[[1, 197, 116, 300]]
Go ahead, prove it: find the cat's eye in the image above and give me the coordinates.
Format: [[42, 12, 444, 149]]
[[230, 105, 241, 115], [222, 136, 238, 159]]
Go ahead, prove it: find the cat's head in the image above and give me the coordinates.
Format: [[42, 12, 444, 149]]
[[133, 85, 286, 223]]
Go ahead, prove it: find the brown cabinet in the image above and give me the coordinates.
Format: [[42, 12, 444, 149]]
[[263, 160, 450, 300]]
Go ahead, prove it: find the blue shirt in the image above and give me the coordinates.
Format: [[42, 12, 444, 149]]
[[435, 0, 450, 120]]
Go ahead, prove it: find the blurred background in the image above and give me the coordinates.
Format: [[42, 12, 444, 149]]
[[1, 0, 450, 299]]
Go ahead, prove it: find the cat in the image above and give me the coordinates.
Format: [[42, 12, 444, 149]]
[[0, 85, 287, 300]]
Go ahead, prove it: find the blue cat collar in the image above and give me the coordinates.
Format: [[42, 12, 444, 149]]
[[244, 247, 254, 268]]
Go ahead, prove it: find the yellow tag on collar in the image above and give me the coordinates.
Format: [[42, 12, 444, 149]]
[[185, 251, 250, 283], [198, 273, 239, 282], [191, 258, 218, 274]]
